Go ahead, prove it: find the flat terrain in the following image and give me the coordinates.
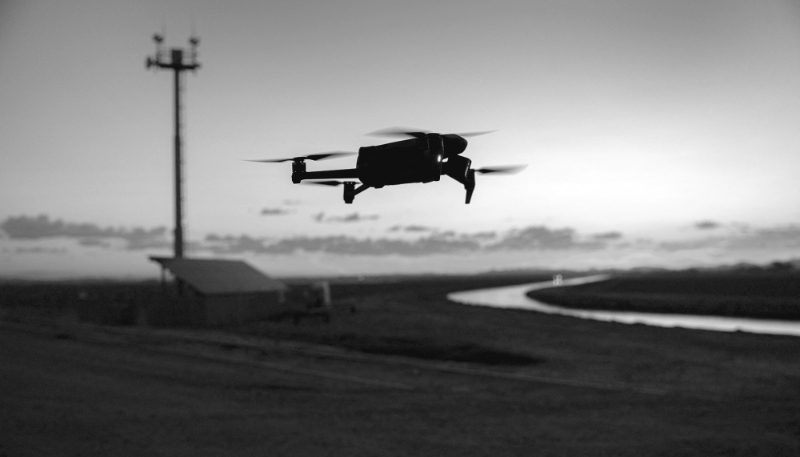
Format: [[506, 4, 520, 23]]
[[1, 275, 799, 456]]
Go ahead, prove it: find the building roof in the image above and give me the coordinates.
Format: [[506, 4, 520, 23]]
[[150, 257, 287, 295]]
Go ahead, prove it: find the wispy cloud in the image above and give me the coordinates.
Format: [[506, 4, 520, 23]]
[[260, 207, 292, 216], [592, 231, 623, 240], [10, 214, 797, 268], [694, 220, 721, 230], [205, 234, 269, 254], [311, 212, 380, 223], [14, 246, 68, 254], [201, 224, 615, 257], [387, 225, 497, 241], [204, 233, 480, 256], [727, 225, 800, 250], [659, 224, 800, 252], [388, 224, 435, 233], [0, 214, 168, 250], [486, 226, 604, 251]]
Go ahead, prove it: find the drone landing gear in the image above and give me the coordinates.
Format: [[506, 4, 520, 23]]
[[465, 169, 476, 204], [444, 156, 475, 204], [344, 182, 369, 204]]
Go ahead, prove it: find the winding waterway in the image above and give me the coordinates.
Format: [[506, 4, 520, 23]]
[[447, 275, 800, 337]]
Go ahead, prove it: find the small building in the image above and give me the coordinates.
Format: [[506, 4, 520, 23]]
[[150, 257, 289, 326]]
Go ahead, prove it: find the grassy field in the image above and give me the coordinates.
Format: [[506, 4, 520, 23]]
[[253, 274, 555, 364], [1, 273, 800, 455], [527, 271, 800, 320]]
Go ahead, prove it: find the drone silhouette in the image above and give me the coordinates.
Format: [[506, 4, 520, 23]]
[[249, 128, 526, 204]]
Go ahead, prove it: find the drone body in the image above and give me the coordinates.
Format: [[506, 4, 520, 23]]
[[250, 129, 524, 204]]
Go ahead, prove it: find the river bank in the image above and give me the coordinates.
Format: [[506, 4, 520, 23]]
[[526, 271, 800, 321]]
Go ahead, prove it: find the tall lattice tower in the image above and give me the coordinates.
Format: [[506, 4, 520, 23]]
[[145, 33, 200, 258]]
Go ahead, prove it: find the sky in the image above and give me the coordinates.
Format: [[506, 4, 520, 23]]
[[1, 0, 800, 278]]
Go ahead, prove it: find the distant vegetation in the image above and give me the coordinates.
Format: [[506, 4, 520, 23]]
[[248, 274, 553, 365], [527, 269, 800, 320], [0, 280, 166, 325], [0, 274, 551, 365]]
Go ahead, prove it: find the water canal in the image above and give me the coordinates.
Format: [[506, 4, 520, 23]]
[[447, 275, 800, 337]]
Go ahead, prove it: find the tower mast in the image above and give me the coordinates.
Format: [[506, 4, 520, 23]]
[[146, 34, 200, 258]]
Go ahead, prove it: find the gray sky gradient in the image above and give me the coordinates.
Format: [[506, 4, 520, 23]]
[[1, 0, 799, 277]]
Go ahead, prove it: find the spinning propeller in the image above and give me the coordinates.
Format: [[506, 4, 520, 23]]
[[366, 127, 496, 138], [448, 164, 528, 204], [246, 151, 355, 163], [366, 127, 495, 159], [473, 165, 527, 175], [301, 180, 355, 187]]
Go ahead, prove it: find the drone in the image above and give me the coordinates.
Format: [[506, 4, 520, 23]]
[[248, 128, 526, 204]]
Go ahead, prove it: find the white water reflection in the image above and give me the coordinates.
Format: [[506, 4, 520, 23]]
[[447, 275, 800, 337]]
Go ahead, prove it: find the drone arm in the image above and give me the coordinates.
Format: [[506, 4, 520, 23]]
[[293, 168, 359, 184], [443, 156, 475, 204]]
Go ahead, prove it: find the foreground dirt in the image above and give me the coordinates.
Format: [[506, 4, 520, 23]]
[[1, 314, 799, 456]]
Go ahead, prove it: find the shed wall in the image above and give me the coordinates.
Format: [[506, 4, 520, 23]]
[[202, 290, 287, 326]]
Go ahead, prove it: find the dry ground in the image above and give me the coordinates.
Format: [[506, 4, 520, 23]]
[[1, 275, 799, 456]]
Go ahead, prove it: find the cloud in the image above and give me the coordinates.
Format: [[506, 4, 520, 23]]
[[486, 226, 604, 251], [205, 234, 480, 256], [260, 207, 292, 216], [695, 220, 721, 230], [331, 213, 379, 223], [27, 213, 796, 264], [204, 234, 271, 254], [312, 212, 379, 223], [78, 238, 113, 248], [0, 214, 169, 250], [201, 224, 614, 257], [658, 238, 721, 252], [658, 224, 800, 252], [727, 225, 800, 250], [386, 226, 496, 241], [14, 246, 68, 254], [468, 231, 497, 240], [388, 224, 435, 233], [592, 231, 623, 240]]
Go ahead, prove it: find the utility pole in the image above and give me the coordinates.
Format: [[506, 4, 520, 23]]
[[146, 34, 200, 259]]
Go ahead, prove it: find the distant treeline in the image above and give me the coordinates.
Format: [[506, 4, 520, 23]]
[[0, 273, 557, 328], [527, 270, 800, 321]]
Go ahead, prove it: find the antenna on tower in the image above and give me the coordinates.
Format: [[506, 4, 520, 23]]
[[189, 19, 200, 71]]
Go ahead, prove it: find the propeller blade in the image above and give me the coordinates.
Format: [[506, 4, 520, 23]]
[[245, 158, 296, 163], [366, 127, 428, 138], [302, 180, 346, 187], [245, 151, 355, 163], [474, 165, 527, 175], [367, 127, 495, 139], [304, 151, 356, 161], [456, 130, 496, 138]]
